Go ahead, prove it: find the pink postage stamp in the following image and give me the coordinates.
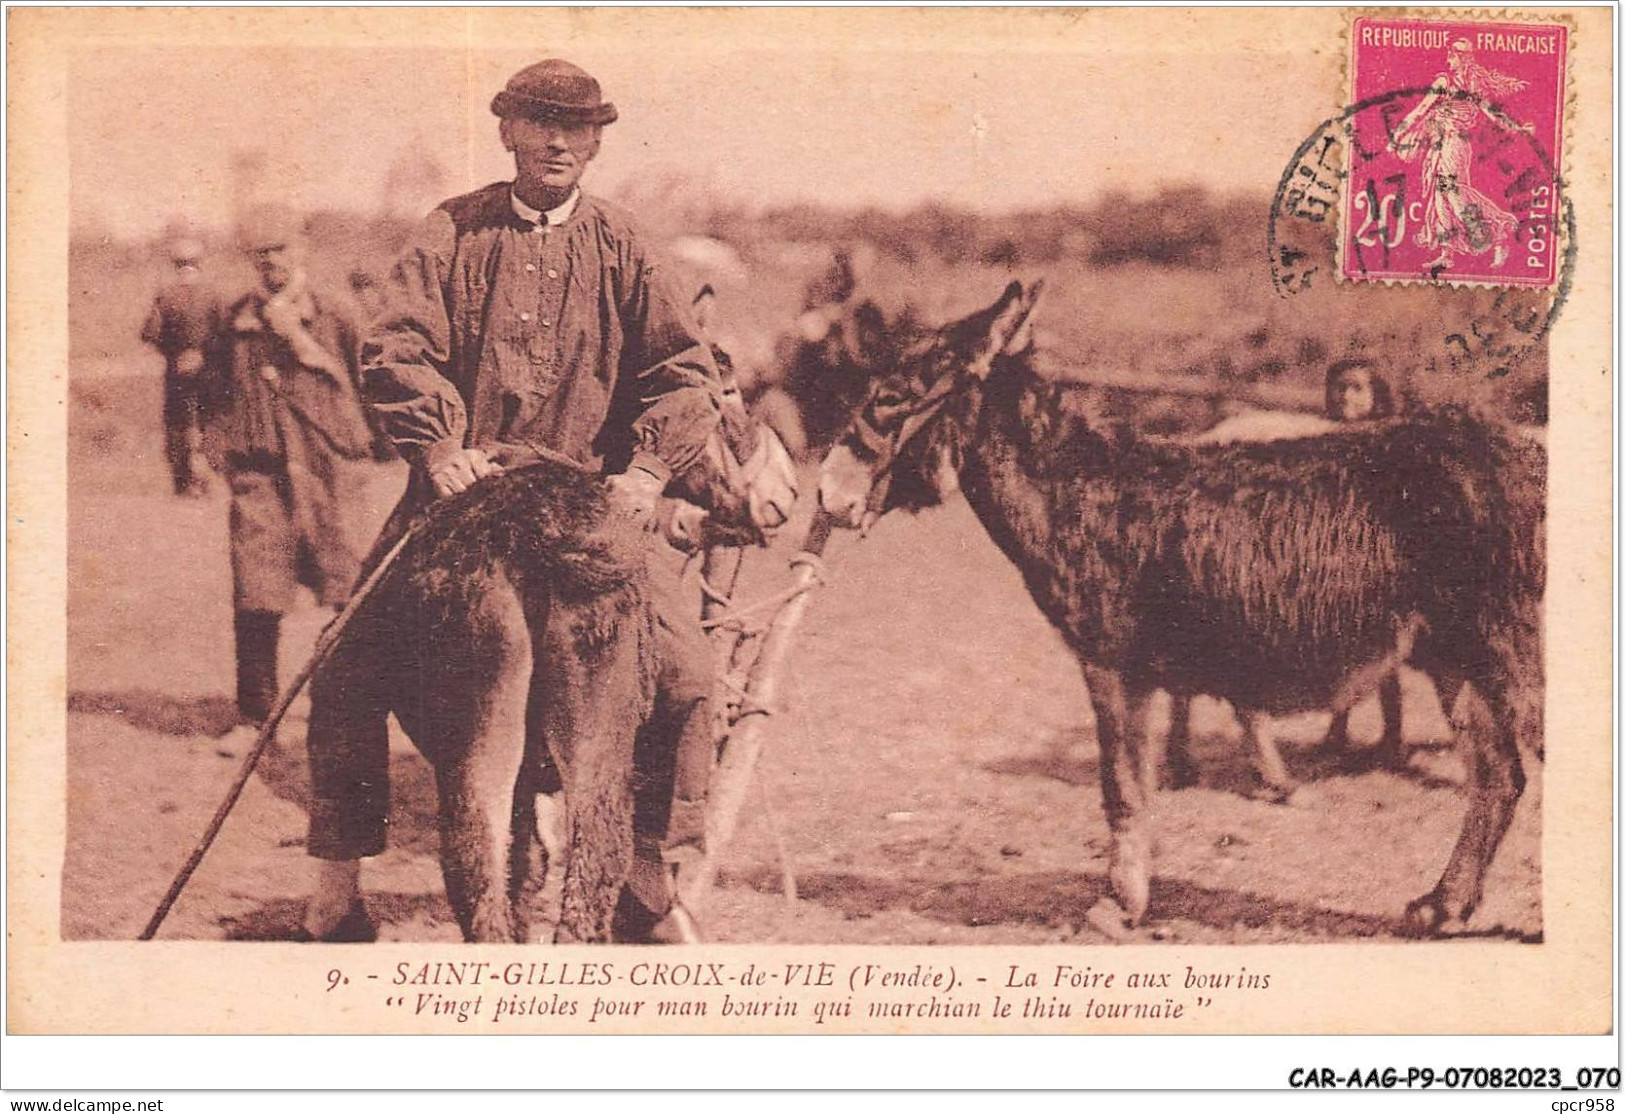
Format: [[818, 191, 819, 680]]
[[1343, 15, 1569, 287]]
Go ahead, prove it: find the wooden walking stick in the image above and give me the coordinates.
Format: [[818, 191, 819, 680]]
[[138, 526, 418, 940], [680, 510, 834, 912]]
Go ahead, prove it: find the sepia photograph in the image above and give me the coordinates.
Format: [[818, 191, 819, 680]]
[[5, 5, 1614, 1056]]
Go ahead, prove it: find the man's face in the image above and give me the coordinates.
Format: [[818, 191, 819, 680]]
[[248, 240, 305, 294], [1331, 367, 1376, 421], [502, 116, 600, 201]]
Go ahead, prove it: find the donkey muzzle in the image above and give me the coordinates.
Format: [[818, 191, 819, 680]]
[[742, 426, 797, 533], [817, 443, 871, 529]]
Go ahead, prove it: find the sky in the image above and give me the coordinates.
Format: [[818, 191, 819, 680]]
[[66, 13, 1346, 237]]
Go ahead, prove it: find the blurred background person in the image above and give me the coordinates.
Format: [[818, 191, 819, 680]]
[[140, 234, 221, 497], [1323, 355, 1395, 423], [346, 267, 388, 324], [201, 204, 387, 728], [1321, 356, 1403, 763]]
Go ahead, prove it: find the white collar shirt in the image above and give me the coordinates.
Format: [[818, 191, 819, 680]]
[[510, 187, 581, 229]]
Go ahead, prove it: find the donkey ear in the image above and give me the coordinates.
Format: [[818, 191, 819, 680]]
[[970, 281, 1037, 379], [981, 280, 1027, 354], [1003, 278, 1045, 356]]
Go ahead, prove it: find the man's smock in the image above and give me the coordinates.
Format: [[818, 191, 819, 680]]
[[202, 283, 379, 610], [361, 182, 720, 482], [205, 285, 380, 464], [142, 282, 222, 375]]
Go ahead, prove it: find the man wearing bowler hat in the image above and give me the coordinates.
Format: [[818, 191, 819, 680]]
[[202, 205, 385, 728], [301, 59, 723, 943]]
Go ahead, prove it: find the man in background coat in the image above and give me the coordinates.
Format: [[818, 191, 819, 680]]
[[202, 205, 384, 727], [141, 235, 221, 497]]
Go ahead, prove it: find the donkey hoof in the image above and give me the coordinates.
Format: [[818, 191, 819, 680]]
[[1109, 849, 1152, 927], [1280, 783, 1322, 810], [1084, 898, 1135, 942], [1403, 891, 1470, 937], [1253, 778, 1301, 806]]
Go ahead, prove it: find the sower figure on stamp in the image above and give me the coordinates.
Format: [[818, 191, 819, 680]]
[[201, 206, 385, 728], [301, 58, 724, 944], [141, 235, 222, 498], [1389, 39, 1530, 272]]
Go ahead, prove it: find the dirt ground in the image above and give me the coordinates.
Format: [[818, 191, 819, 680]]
[[63, 373, 1542, 946]]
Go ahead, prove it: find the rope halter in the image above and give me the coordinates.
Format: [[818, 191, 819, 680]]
[[844, 335, 1008, 521]]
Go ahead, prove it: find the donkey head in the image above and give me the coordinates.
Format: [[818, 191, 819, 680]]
[[667, 358, 799, 548], [818, 279, 1043, 529]]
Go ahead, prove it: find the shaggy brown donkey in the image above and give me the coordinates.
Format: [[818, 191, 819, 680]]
[[819, 281, 1544, 935], [318, 393, 796, 943], [1165, 359, 1407, 796]]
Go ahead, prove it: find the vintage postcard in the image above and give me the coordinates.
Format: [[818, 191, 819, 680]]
[[5, 5, 1614, 1058]]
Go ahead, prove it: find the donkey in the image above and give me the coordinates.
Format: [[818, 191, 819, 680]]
[[1164, 379, 1407, 795], [314, 386, 797, 943], [818, 281, 1544, 935], [754, 299, 922, 463]]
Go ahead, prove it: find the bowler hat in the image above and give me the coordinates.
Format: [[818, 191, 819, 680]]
[[491, 59, 618, 126]]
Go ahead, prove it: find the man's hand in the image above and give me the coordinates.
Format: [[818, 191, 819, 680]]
[[429, 447, 503, 500], [605, 467, 666, 525], [174, 349, 204, 376], [260, 295, 306, 340], [261, 292, 340, 374], [660, 501, 709, 552]]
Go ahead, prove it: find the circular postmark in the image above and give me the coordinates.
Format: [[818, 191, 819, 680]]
[[1268, 87, 1574, 387]]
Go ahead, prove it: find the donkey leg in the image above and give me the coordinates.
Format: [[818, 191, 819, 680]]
[[1405, 672, 1527, 934], [434, 597, 533, 944], [519, 692, 569, 939], [1323, 709, 1353, 754], [506, 767, 548, 945], [1138, 695, 1168, 794], [1242, 709, 1298, 800], [1162, 692, 1199, 790], [1373, 671, 1406, 770], [540, 611, 643, 945], [534, 791, 567, 861], [554, 749, 638, 944], [1086, 666, 1157, 926], [436, 719, 528, 943]]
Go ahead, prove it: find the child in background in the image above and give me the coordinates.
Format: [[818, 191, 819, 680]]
[[1321, 357, 1404, 766]]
